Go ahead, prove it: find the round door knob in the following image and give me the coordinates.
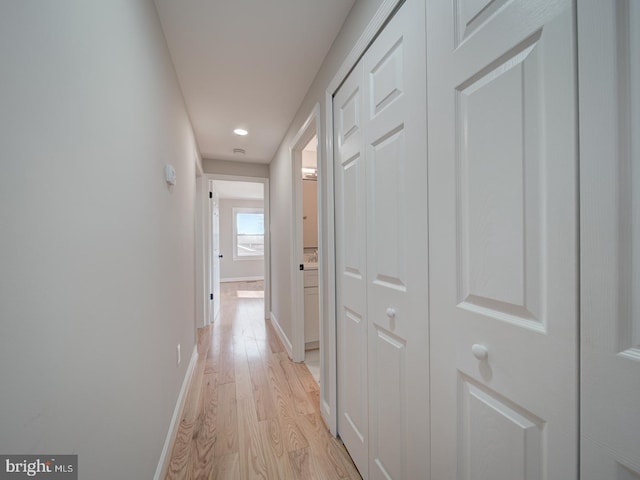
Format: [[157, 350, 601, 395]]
[[472, 344, 488, 361], [386, 307, 396, 319]]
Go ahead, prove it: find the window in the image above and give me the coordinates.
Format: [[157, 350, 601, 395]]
[[233, 208, 264, 259]]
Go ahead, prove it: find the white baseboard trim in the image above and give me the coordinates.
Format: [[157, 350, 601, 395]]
[[269, 312, 293, 359], [154, 345, 198, 480], [221, 276, 264, 283]]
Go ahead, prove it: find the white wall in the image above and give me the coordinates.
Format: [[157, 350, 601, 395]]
[[219, 199, 265, 281], [269, 0, 385, 346], [0, 1, 200, 478]]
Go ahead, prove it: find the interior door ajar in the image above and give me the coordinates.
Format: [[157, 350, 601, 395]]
[[209, 185, 220, 324], [427, 0, 579, 478], [579, 0, 640, 477]]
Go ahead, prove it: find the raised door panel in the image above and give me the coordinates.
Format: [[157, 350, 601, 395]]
[[364, 1, 429, 478], [427, 0, 578, 478], [579, 0, 640, 478], [334, 59, 369, 478], [456, 37, 543, 329], [460, 376, 543, 480]]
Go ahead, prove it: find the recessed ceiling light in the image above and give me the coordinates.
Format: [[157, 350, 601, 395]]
[[233, 128, 248, 136]]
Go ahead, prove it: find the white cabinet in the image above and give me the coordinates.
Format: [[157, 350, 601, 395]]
[[304, 269, 319, 348]]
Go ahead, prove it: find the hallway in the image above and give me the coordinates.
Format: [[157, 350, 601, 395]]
[[165, 282, 360, 479]]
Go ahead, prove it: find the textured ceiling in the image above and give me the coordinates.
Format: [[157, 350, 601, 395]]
[[154, 0, 355, 164]]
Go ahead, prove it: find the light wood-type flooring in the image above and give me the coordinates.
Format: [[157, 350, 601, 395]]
[[165, 281, 361, 479]]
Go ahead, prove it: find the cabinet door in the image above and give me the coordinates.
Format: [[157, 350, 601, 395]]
[[427, 0, 578, 478], [579, 1, 640, 477], [304, 286, 319, 345]]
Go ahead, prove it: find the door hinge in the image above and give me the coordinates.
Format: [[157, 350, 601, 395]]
[[210, 293, 213, 300], [209, 192, 212, 198], [299, 264, 304, 271]]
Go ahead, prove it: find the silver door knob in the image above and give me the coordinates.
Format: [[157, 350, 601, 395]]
[[386, 307, 396, 319], [472, 344, 488, 361]]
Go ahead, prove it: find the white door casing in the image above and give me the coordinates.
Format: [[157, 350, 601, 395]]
[[427, 0, 579, 478], [290, 106, 320, 363], [334, 0, 429, 477], [579, 0, 640, 477]]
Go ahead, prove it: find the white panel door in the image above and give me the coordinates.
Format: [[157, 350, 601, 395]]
[[579, 0, 640, 478], [334, 58, 369, 478], [362, 1, 429, 479], [427, 0, 578, 478]]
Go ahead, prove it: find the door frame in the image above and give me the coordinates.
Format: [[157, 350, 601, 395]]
[[290, 104, 321, 364], [202, 174, 271, 321], [323, 0, 404, 437]]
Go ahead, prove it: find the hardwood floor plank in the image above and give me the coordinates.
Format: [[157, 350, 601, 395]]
[[253, 382, 277, 422], [279, 413, 309, 453], [214, 382, 238, 457], [237, 398, 268, 480], [191, 372, 218, 479], [278, 352, 316, 415], [217, 337, 235, 385], [244, 339, 277, 422], [265, 353, 296, 419], [306, 388, 322, 415], [234, 340, 254, 403], [298, 412, 362, 479], [210, 453, 239, 480], [294, 359, 320, 393], [165, 421, 192, 480], [288, 447, 311, 480], [258, 417, 296, 479]]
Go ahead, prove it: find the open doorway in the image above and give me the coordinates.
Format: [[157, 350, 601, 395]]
[[301, 135, 320, 383], [202, 175, 270, 327], [290, 106, 321, 380]]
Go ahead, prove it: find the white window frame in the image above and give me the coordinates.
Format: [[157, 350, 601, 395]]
[[233, 207, 265, 260]]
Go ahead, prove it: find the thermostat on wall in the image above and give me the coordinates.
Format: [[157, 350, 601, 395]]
[[165, 164, 176, 186]]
